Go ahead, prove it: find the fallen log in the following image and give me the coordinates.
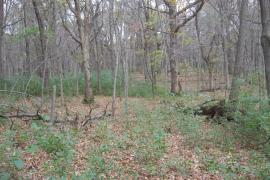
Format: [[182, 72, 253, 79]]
[[0, 113, 42, 119], [194, 99, 234, 121], [0, 102, 111, 128]]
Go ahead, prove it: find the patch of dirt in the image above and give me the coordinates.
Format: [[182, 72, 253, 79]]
[[21, 151, 50, 179], [163, 134, 222, 180]]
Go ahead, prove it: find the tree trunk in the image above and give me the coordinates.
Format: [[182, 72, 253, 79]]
[[50, 85, 56, 124], [47, 0, 57, 76], [220, 12, 230, 89], [229, 0, 248, 101], [0, 0, 4, 78], [168, 3, 179, 94], [94, 37, 101, 93], [112, 38, 120, 118], [74, 0, 94, 103], [217, 0, 230, 89], [81, 31, 93, 103], [23, 1, 31, 75], [124, 44, 129, 114], [109, 0, 115, 79], [259, 0, 270, 98], [93, 19, 101, 93], [142, 0, 157, 95], [195, 15, 215, 91], [208, 67, 214, 90], [164, 0, 204, 94], [32, 0, 49, 87]]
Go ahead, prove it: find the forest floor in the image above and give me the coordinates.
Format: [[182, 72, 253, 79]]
[[0, 93, 269, 179]]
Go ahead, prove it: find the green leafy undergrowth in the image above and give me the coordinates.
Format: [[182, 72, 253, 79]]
[[1, 93, 269, 179], [0, 129, 25, 179], [0, 71, 168, 98], [232, 95, 270, 152], [31, 122, 75, 177]]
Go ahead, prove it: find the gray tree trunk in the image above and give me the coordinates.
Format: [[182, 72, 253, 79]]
[[163, 0, 204, 94], [259, 0, 270, 98], [109, 0, 115, 78], [112, 37, 119, 118], [74, 0, 94, 103], [0, 0, 4, 78], [32, 0, 49, 87], [168, 3, 179, 94], [23, 0, 31, 75], [229, 0, 248, 101]]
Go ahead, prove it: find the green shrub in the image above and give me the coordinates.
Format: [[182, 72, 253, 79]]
[[31, 123, 74, 177], [129, 81, 167, 98], [38, 133, 67, 155], [0, 129, 25, 178], [231, 95, 270, 152]]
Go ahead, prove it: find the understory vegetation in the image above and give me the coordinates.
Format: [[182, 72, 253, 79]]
[[0, 71, 168, 98], [1, 0, 270, 179], [0, 85, 269, 179]]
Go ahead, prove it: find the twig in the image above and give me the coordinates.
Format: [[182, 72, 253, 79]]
[[0, 90, 34, 98], [82, 102, 110, 127]]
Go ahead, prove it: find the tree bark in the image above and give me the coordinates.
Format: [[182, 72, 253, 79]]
[[168, 2, 178, 94], [74, 0, 94, 103], [229, 0, 248, 101], [109, 0, 115, 78], [112, 37, 119, 118], [142, 0, 156, 95], [93, 18, 101, 93], [195, 15, 216, 91], [23, 1, 31, 75], [163, 0, 204, 94], [218, 2, 230, 89], [0, 0, 4, 78], [259, 0, 270, 98], [32, 0, 49, 87]]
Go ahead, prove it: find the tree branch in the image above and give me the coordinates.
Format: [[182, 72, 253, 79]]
[[2, 18, 24, 29], [139, 6, 169, 15], [174, 0, 205, 33], [175, 0, 203, 17]]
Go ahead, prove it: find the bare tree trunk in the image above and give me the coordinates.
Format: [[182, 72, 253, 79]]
[[0, 0, 4, 78], [168, 8, 179, 94], [93, 20, 101, 93], [23, 1, 31, 75], [195, 15, 216, 91], [123, 37, 129, 114], [60, 64, 64, 106], [163, 0, 204, 94], [50, 85, 56, 124], [32, 0, 49, 88], [81, 31, 93, 103], [109, 0, 115, 78], [216, 0, 230, 89], [124, 51, 129, 114], [220, 16, 230, 90], [48, 0, 57, 77], [259, 0, 270, 98], [142, 0, 156, 96], [112, 39, 119, 118], [76, 64, 80, 96], [74, 0, 94, 103], [229, 0, 248, 101], [208, 67, 214, 90]]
